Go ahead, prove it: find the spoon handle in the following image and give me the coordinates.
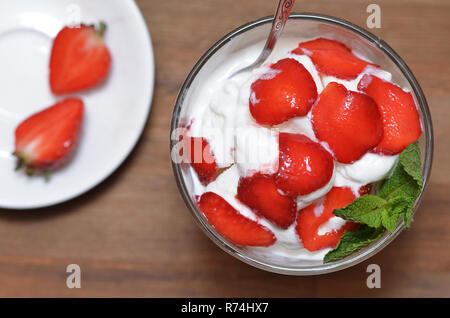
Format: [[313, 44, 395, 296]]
[[230, 0, 295, 77], [260, 0, 295, 61]]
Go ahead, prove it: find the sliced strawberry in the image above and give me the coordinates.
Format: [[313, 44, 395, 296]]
[[198, 192, 276, 246], [291, 37, 377, 79], [50, 22, 111, 94], [275, 133, 334, 196], [311, 82, 383, 163], [293, 37, 351, 54], [182, 136, 218, 185], [14, 98, 84, 174], [237, 173, 296, 228], [358, 75, 422, 155], [296, 187, 359, 252], [249, 58, 317, 126]]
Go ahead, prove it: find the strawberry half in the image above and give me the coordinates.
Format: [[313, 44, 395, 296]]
[[49, 22, 111, 95], [311, 82, 383, 163], [275, 133, 334, 196], [14, 98, 84, 175], [358, 75, 422, 155], [294, 37, 351, 53], [291, 37, 377, 79], [182, 136, 218, 185], [237, 173, 297, 228], [249, 58, 318, 126], [296, 186, 359, 252], [198, 192, 276, 247]]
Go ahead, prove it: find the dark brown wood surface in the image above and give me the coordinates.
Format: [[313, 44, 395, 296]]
[[0, 0, 448, 297]]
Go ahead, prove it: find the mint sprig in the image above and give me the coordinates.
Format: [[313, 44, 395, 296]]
[[324, 225, 385, 263], [324, 142, 423, 263]]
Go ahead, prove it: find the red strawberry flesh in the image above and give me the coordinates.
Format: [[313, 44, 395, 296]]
[[249, 58, 318, 126], [198, 192, 276, 247], [358, 75, 422, 155], [275, 133, 334, 196], [237, 173, 297, 228], [14, 98, 84, 172], [296, 186, 359, 252], [311, 82, 383, 163], [182, 136, 218, 185], [291, 37, 378, 80], [50, 23, 111, 95]]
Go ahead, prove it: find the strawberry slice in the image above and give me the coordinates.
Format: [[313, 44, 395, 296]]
[[50, 22, 111, 94], [249, 58, 318, 126], [198, 192, 276, 246], [296, 187, 359, 252], [358, 75, 422, 155], [311, 82, 383, 163], [294, 37, 352, 54], [275, 133, 334, 196], [182, 136, 218, 185], [291, 38, 377, 79], [237, 173, 297, 228], [14, 98, 84, 175]]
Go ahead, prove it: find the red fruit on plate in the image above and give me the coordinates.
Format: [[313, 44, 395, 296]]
[[198, 192, 277, 246], [291, 37, 377, 79], [14, 98, 84, 175], [50, 22, 111, 95], [249, 58, 318, 126], [182, 136, 218, 185], [311, 82, 383, 163], [358, 75, 422, 155], [275, 133, 334, 196], [237, 173, 297, 228], [296, 187, 359, 252]]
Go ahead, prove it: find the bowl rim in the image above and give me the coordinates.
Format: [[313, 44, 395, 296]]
[[170, 12, 434, 275]]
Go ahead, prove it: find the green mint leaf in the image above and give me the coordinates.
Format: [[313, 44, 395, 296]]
[[333, 194, 405, 233], [399, 141, 423, 188], [334, 195, 387, 228], [377, 142, 422, 229], [324, 225, 385, 263], [381, 198, 405, 232], [324, 142, 423, 264], [378, 162, 421, 202], [379, 142, 422, 201], [402, 201, 416, 229]]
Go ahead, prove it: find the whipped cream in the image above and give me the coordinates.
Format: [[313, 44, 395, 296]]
[[183, 37, 399, 263]]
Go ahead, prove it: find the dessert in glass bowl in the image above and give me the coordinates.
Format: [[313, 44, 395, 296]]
[[171, 14, 433, 275]]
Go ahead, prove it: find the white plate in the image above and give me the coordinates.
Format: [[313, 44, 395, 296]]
[[0, 0, 154, 209]]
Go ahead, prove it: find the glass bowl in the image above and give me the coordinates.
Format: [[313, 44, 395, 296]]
[[170, 13, 434, 275]]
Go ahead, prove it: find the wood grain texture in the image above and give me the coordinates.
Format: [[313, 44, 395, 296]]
[[0, 0, 449, 297]]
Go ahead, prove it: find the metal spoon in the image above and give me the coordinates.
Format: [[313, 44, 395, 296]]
[[230, 0, 295, 78]]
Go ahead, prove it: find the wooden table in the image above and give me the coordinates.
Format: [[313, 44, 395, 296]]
[[0, 0, 448, 297]]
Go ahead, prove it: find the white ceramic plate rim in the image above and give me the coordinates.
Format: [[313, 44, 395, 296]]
[[0, 0, 155, 210]]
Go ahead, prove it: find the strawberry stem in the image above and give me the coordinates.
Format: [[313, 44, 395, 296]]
[[15, 159, 23, 171], [25, 166, 35, 177], [13, 151, 52, 181], [96, 21, 107, 37]]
